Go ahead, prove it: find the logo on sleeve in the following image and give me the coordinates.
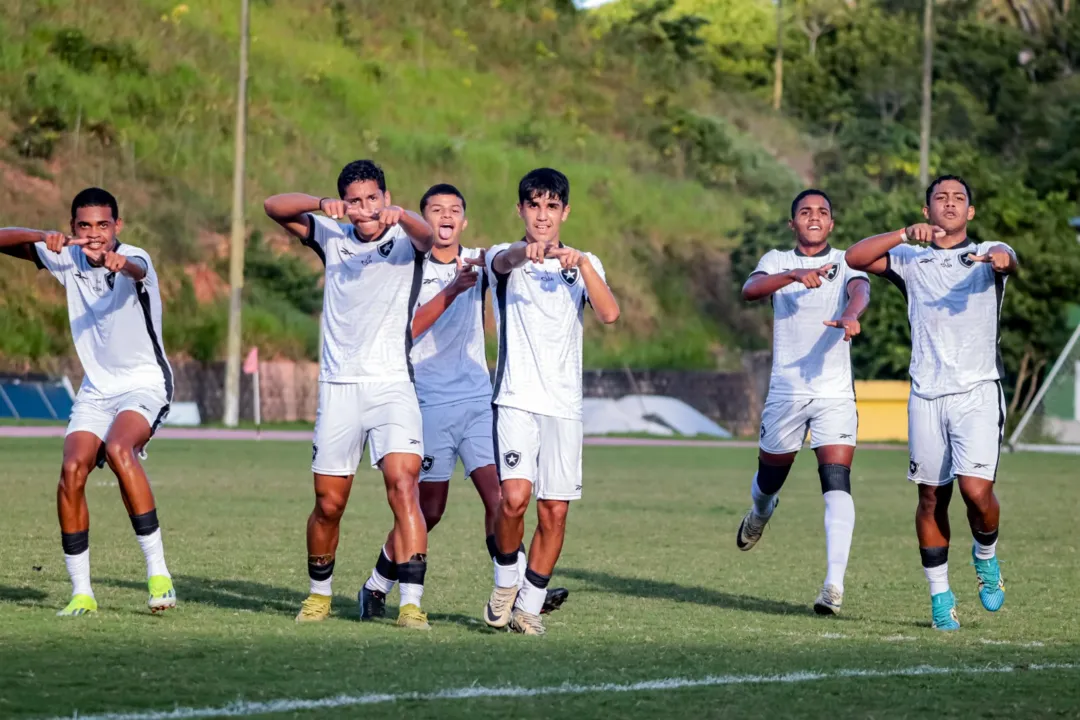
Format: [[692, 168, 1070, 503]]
[[421, 455, 434, 472], [503, 450, 521, 469], [378, 239, 395, 258], [959, 252, 976, 268], [560, 267, 580, 286]]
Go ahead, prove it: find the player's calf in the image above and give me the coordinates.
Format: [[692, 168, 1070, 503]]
[[737, 458, 790, 551]]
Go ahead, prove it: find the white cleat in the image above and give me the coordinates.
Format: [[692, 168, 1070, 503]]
[[736, 498, 777, 551], [509, 608, 546, 636], [813, 584, 843, 615], [484, 585, 518, 629]]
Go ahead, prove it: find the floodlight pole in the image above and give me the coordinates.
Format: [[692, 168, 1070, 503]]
[[918, 0, 933, 187], [223, 0, 251, 428]]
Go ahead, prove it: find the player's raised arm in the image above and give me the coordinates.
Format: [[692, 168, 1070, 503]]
[[846, 224, 945, 274], [411, 255, 484, 337], [0, 227, 66, 264], [742, 265, 836, 301], [967, 244, 1017, 275], [489, 239, 535, 274], [263, 193, 326, 240]]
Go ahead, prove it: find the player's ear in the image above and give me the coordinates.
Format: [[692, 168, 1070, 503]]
[[114, 217, 124, 235], [384, 190, 392, 207], [517, 203, 526, 220], [922, 206, 930, 220], [461, 217, 469, 232], [561, 204, 571, 221], [967, 205, 975, 221]]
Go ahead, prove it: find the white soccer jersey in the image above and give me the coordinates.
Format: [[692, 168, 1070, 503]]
[[486, 243, 606, 421], [410, 246, 492, 408], [750, 246, 868, 400], [34, 242, 173, 400], [304, 214, 424, 383], [883, 239, 1012, 399]]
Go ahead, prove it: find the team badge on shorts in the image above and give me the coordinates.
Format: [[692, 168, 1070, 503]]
[[503, 450, 521, 469], [378, 239, 395, 258], [560, 267, 579, 286], [760, 422, 766, 438], [421, 455, 434, 472], [312, 444, 318, 462], [908, 457, 919, 477]]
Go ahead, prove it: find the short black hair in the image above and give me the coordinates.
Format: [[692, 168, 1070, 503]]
[[926, 174, 973, 206], [790, 189, 832, 219], [71, 187, 119, 220], [337, 159, 386, 198], [518, 168, 570, 206], [420, 183, 467, 213]]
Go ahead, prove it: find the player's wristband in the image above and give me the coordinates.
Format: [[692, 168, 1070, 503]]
[[900, 229, 911, 242]]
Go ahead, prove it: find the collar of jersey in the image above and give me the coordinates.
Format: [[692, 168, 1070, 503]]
[[930, 237, 973, 251], [347, 225, 392, 245], [793, 243, 831, 257], [80, 240, 122, 270], [429, 245, 463, 265]]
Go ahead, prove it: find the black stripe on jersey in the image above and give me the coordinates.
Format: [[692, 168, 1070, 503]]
[[994, 271, 1006, 378], [480, 263, 489, 326], [881, 253, 908, 301], [994, 380, 1005, 481], [30, 244, 46, 270], [150, 403, 170, 437], [491, 403, 502, 483], [491, 269, 510, 399], [404, 247, 426, 383], [135, 281, 174, 403], [300, 214, 327, 266]]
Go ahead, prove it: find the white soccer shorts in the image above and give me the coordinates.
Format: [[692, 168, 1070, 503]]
[[907, 381, 1005, 486], [758, 397, 858, 454], [312, 381, 423, 476], [67, 385, 170, 441], [493, 405, 583, 501], [419, 398, 495, 482]]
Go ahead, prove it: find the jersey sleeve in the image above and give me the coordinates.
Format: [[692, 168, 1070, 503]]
[[749, 250, 779, 278], [302, 214, 341, 262], [122, 246, 156, 287], [33, 243, 71, 287], [485, 242, 512, 285], [885, 243, 914, 281], [844, 259, 869, 286], [583, 253, 607, 301]]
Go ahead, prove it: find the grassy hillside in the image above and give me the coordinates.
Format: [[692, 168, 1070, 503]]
[[0, 0, 807, 371]]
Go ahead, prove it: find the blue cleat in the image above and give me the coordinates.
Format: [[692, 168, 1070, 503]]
[[931, 590, 960, 631], [972, 546, 1005, 612]]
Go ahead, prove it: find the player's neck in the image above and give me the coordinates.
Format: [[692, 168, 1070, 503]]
[[932, 230, 969, 249], [430, 242, 461, 264], [794, 239, 830, 257]]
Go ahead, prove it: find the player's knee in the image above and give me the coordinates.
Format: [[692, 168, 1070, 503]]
[[917, 487, 944, 516], [537, 501, 569, 531], [500, 487, 530, 520], [757, 459, 792, 495], [421, 505, 444, 530], [960, 481, 995, 510], [59, 459, 89, 493], [314, 490, 348, 523], [104, 441, 136, 471]]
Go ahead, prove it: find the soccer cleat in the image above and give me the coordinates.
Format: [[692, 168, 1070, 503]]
[[57, 594, 98, 617], [930, 590, 960, 631], [295, 593, 332, 623], [813, 584, 843, 615], [509, 607, 546, 636], [148, 575, 176, 614], [396, 604, 431, 630], [736, 498, 777, 551], [484, 585, 518, 629], [972, 546, 1005, 612], [541, 587, 569, 615], [358, 586, 387, 621]]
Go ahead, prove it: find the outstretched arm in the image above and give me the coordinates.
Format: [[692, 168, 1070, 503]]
[[263, 193, 322, 240], [968, 245, 1017, 275], [846, 224, 945, 274], [490, 240, 549, 274], [742, 265, 836, 301], [411, 256, 484, 337], [0, 227, 52, 264], [823, 278, 870, 342]]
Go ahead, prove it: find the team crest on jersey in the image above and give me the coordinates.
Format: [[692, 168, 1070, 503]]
[[105, 272, 116, 290], [959, 251, 976, 268], [421, 455, 434, 472], [503, 450, 521, 469], [560, 267, 580, 286], [378, 239, 395, 258], [823, 264, 839, 281]]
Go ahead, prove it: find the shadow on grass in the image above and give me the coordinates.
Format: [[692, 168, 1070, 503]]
[[0, 585, 48, 605], [96, 576, 490, 632], [559, 567, 816, 617]]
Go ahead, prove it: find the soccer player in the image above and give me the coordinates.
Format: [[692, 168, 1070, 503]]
[[263, 160, 435, 629], [845, 175, 1012, 630], [737, 189, 869, 615], [0, 188, 176, 616], [359, 184, 568, 619], [483, 168, 620, 635]]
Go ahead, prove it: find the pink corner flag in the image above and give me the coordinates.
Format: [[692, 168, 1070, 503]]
[[242, 347, 259, 375]]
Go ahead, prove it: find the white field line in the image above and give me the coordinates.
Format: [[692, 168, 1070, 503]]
[[49, 662, 1078, 720]]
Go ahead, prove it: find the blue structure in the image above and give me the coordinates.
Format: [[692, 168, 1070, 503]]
[[0, 374, 75, 420]]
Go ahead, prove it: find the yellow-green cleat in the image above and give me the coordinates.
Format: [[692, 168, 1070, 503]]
[[396, 603, 431, 630], [57, 594, 98, 617], [148, 575, 177, 614], [296, 593, 332, 622]]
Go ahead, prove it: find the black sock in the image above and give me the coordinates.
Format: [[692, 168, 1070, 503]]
[[129, 509, 160, 537], [524, 567, 550, 590], [308, 554, 335, 583], [61, 530, 89, 556], [973, 528, 998, 547], [919, 546, 949, 568], [397, 554, 427, 586], [376, 547, 398, 582]]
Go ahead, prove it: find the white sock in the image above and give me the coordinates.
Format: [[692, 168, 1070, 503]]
[[751, 473, 778, 518], [136, 528, 170, 579], [364, 568, 395, 595], [924, 563, 950, 596], [310, 576, 333, 596], [494, 558, 520, 589], [515, 575, 548, 616], [823, 490, 855, 592], [517, 549, 528, 586], [64, 550, 93, 598], [974, 539, 997, 560], [400, 583, 423, 608]]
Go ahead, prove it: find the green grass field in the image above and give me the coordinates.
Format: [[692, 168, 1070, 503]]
[[1, 438, 1078, 719]]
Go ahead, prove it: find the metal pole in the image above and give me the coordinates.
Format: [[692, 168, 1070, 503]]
[[772, 0, 783, 111], [918, 0, 933, 187], [1007, 321, 1080, 448], [223, 0, 251, 427]]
